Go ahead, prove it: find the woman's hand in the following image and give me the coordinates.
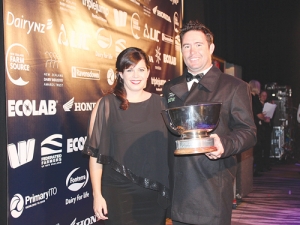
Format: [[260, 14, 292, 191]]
[[93, 195, 108, 220]]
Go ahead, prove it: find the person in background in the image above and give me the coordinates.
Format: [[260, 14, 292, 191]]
[[83, 47, 170, 225], [162, 20, 256, 225], [259, 90, 273, 171], [249, 80, 264, 176]]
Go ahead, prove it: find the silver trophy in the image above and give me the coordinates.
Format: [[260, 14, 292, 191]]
[[162, 103, 222, 155]]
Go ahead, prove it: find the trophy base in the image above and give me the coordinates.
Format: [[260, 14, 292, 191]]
[[174, 146, 217, 155], [174, 137, 216, 155]]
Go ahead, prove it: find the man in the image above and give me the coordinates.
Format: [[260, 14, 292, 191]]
[[162, 20, 256, 225]]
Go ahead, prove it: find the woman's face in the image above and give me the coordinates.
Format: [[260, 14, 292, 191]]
[[119, 59, 150, 93]]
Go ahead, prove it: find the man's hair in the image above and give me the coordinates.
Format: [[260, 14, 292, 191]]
[[180, 20, 214, 46]]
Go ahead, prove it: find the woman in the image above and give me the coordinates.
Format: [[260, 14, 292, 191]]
[[83, 47, 170, 225], [249, 80, 264, 176]]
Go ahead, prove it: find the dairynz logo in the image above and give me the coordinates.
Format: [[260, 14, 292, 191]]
[[113, 9, 127, 27], [6, 43, 30, 86], [41, 134, 62, 168], [6, 11, 52, 34], [7, 99, 57, 117], [152, 6, 171, 22], [10, 188, 57, 218], [72, 67, 100, 80], [7, 139, 35, 169], [70, 216, 97, 225], [66, 168, 89, 191], [63, 98, 96, 112]]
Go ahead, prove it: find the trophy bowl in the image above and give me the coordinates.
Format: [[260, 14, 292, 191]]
[[162, 103, 222, 155]]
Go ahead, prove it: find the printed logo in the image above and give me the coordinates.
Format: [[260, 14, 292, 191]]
[[6, 11, 52, 34], [170, 0, 179, 5], [45, 51, 61, 68], [58, 24, 91, 50], [163, 54, 176, 65], [10, 188, 57, 218], [113, 9, 127, 27], [131, 13, 141, 39], [70, 216, 97, 225], [115, 39, 126, 57], [7, 139, 35, 169], [154, 46, 162, 70], [155, 46, 161, 64], [41, 134, 63, 168], [66, 168, 89, 191], [167, 92, 175, 103], [151, 77, 166, 92], [63, 98, 96, 112], [7, 100, 57, 117], [107, 68, 116, 85], [71, 67, 100, 80], [162, 33, 174, 44], [96, 28, 112, 49], [6, 43, 30, 86], [144, 24, 160, 42], [173, 12, 180, 33], [67, 136, 87, 152], [10, 194, 24, 218], [152, 6, 171, 22], [63, 98, 74, 111], [82, 0, 109, 17]]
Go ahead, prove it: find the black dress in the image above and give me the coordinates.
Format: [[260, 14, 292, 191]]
[[83, 93, 170, 225]]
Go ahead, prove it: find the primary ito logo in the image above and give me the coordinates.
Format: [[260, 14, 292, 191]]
[[7, 139, 35, 169], [10, 188, 57, 218], [66, 167, 89, 191]]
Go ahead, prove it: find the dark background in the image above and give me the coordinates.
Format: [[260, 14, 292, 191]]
[[184, 0, 300, 106]]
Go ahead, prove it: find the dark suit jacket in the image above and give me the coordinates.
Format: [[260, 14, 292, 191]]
[[162, 66, 256, 225]]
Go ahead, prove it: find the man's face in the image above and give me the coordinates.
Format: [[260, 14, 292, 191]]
[[181, 30, 215, 74]]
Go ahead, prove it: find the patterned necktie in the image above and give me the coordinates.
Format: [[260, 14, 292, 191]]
[[186, 73, 204, 82]]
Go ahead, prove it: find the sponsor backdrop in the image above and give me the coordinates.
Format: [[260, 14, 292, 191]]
[[4, 0, 182, 224]]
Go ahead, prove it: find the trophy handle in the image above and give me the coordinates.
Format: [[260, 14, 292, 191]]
[[161, 110, 181, 136]]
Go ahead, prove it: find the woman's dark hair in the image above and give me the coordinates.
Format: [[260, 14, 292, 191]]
[[114, 47, 150, 110], [180, 20, 214, 46]]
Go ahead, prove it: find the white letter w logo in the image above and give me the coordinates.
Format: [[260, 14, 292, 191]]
[[7, 139, 35, 168]]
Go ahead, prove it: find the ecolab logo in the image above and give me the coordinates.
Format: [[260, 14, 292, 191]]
[[8, 100, 57, 117], [152, 6, 171, 22], [67, 136, 87, 153], [7, 139, 35, 169], [66, 168, 89, 191], [6, 11, 53, 34], [163, 54, 176, 65]]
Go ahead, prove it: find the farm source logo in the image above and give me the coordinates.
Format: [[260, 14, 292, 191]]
[[6, 43, 30, 86], [66, 167, 89, 191], [7, 139, 35, 169]]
